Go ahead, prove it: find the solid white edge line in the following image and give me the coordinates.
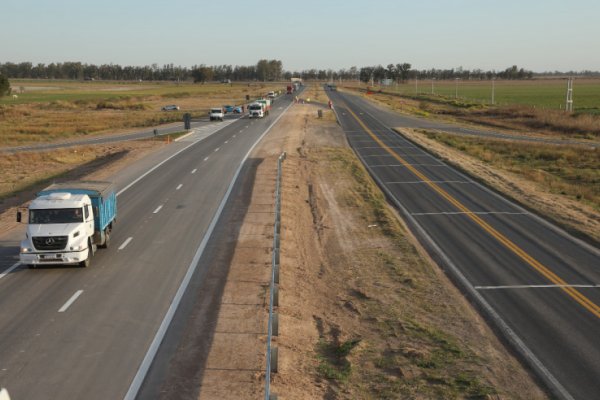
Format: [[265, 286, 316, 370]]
[[475, 284, 600, 290], [153, 205, 163, 214], [118, 237, 133, 250], [0, 262, 21, 280], [123, 96, 295, 400], [411, 211, 529, 216], [58, 290, 84, 313]]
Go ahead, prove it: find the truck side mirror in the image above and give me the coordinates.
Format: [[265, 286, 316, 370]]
[[16, 211, 21, 223]]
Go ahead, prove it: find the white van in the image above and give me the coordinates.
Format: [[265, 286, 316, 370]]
[[209, 108, 224, 121]]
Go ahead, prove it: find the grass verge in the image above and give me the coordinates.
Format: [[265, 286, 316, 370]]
[[421, 130, 600, 212], [303, 146, 537, 398]]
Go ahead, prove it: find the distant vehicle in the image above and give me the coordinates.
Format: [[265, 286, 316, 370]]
[[286, 85, 293, 94], [233, 106, 243, 113], [162, 105, 180, 111], [267, 91, 276, 100], [209, 108, 224, 121], [18, 181, 117, 268], [248, 102, 265, 118], [255, 99, 271, 115], [223, 105, 234, 113]]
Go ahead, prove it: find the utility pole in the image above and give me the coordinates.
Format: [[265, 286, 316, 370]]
[[491, 77, 496, 105], [431, 78, 435, 94], [455, 78, 459, 99], [566, 77, 574, 112]]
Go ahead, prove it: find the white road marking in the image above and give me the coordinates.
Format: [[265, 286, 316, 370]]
[[233, 134, 237, 138], [225, 140, 229, 144], [355, 146, 416, 149], [239, 130, 244, 133], [58, 290, 84, 312], [386, 180, 473, 184], [370, 164, 447, 168], [475, 284, 600, 290], [214, 147, 220, 152], [411, 211, 529, 216], [176, 184, 183, 190], [118, 237, 133, 250], [124, 91, 297, 400], [362, 154, 435, 158], [153, 205, 163, 214], [191, 168, 197, 174], [0, 262, 21, 280]]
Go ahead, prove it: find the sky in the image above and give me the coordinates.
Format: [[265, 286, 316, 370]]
[[1, 0, 599, 72]]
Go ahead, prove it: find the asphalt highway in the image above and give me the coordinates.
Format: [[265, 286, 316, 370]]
[[0, 94, 295, 399], [327, 89, 600, 400]]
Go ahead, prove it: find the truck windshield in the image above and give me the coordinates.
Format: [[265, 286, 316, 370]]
[[29, 208, 84, 224], [249, 105, 261, 110]]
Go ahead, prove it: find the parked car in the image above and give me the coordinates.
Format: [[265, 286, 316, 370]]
[[223, 105, 234, 113], [233, 106, 243, 113], [161, 105, 180, 111]]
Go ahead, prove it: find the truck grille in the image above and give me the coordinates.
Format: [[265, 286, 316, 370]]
[[33, 236, 68, 251]]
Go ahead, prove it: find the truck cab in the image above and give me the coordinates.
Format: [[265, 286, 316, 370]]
[[248, 102, 265, 118], [18, 181, 116, 268]]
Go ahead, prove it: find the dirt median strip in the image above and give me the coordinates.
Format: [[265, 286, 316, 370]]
[[212, 85, 547, 399]]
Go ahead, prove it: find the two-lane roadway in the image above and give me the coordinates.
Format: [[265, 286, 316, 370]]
[[328, 89, 600, 400], [0, 93, 296, 399]]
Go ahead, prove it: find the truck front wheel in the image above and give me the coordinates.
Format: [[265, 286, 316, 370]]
[[79, 240, 92, 268]]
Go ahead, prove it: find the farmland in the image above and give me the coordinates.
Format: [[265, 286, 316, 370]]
[[358, 78, 600, 113], [0, 80, 284, 147]]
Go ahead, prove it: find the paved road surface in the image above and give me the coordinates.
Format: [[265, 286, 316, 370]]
[[328, 89, 600, 400], [0, 93, 296, 399]]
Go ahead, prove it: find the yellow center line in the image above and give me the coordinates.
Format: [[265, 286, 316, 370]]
[[341, 102, 600, 319]]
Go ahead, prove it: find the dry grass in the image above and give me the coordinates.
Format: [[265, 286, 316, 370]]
[[423, 131, 600, 211], [290, 145, 545, 399], [0, 81, 285, 147]]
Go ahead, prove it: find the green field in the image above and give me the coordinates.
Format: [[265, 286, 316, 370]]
[[370, 78, 600, 112]]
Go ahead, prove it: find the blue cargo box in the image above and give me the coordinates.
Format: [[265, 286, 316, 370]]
[[37, 181, 117, 232]]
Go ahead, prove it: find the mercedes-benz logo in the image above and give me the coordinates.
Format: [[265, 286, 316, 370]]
[[45, 238, 55, 245]]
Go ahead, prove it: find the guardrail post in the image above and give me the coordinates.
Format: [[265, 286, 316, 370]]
[[266, 152, 286, 400]]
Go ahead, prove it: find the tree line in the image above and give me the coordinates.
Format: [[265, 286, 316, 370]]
[[1, 60, 598, 86], [0, 60, 284, 83]]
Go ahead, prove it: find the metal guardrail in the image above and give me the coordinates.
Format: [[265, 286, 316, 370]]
[[265, 151, 286, 400]]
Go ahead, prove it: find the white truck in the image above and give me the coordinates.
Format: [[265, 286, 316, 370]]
[[18, 181, 117, 268], [248, 102, 266, 118]]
